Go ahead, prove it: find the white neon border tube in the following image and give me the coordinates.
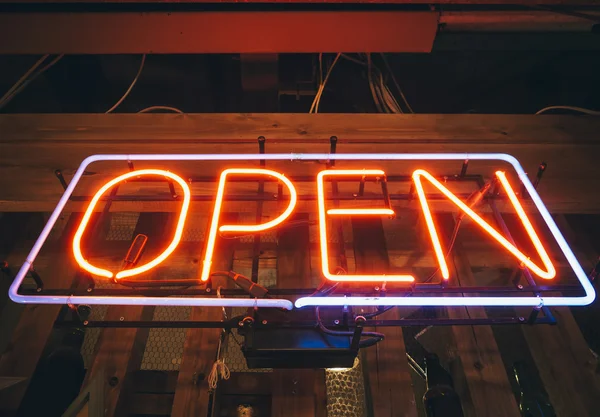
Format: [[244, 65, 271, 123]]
[[9, 153, 595, 310]]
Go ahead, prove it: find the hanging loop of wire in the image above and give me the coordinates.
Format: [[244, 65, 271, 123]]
[[208, 286, 231, 391], [106, 54, 146, 113]]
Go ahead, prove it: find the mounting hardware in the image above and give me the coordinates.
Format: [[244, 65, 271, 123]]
[[258, 136, 266, 167], [54, 169, 68, 191], [328, 136, 338, 168], [460, 159, 469, 177]]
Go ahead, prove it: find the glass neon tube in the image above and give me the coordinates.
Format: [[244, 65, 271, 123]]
[[201, 168, 297, 282], [412, 169, 555, 281], [317, 169, 414, 282], [9, 153, 594, 310], [72, 169, 191, 280]]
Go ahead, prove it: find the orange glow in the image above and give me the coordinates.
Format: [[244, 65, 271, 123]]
[[327, 208, 395, 216], [201, 168, 297, 282], [412, 169, 556, 280], [317, 170, 415, 282], [73, 169, 191, 280]]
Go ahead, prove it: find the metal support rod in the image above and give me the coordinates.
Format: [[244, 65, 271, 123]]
[[358, 175, 365, 197], [168, 180, 177, 198], [252, 136, 266, 283], [350, 316, 365, 351], [127, 160, 135, 171], [510, 266, 523, 288], [67, 192, 506, 203], [329, 136, 338, 166], [54, 315, 556, 329], [380, 176, 392, 213], [521, 161, 547, 197], [54, 169, 68, 191], [533, 162, 547, 190], [528, 306, 541, 325], [21, 284, 583, 297], [28, 267, 44, 291], [460, 159, 469, 177]]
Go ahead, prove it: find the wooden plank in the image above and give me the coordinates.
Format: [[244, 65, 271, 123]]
[[3, 114, 599, 143], [0, 213, 85, 413], [446, 240, 521, 417], [558, 214, 600, 356], [0, 12, 437, 54], [0, 213, 45, 344], [2, 114, 600, 213], [128, 393, 174, 416], [84, 212, 172, 417], [170, 216, 236, 417], [130, 370, 178, 394], [353, 217, 418, 417], [272, 213, 327, 417], [498, 213, 600, 417]]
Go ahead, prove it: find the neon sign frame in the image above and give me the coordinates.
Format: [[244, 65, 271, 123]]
[[9, 153, 596, 310]]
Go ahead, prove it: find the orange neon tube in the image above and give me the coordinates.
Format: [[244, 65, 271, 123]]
[[412, 169, 555, 280], [201, 168, 297, 282], [317, 170, 414, 282], [73, 169, 191, 280], [327, 208, 395, 216]]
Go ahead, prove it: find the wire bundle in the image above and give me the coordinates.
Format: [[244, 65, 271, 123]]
[[0, 54, 64, 110], [309, 53, 413, 114], [310, 53, 341, 113], [365, 53, 413, 114]]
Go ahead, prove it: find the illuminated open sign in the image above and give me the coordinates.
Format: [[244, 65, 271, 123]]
[[9, 153, 595, 310]]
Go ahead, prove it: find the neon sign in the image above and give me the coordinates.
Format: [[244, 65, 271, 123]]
[[9, 153, 595, 311]]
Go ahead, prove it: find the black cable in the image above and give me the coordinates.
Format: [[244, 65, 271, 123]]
[[315, 307, 384, 348]]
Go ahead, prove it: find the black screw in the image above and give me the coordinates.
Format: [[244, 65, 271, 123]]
[[109, 376, 119, 387]]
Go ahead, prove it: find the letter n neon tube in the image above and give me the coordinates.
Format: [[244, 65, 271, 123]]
[[201, 168, 297, 282], [412, 169, 555, 281], [317, 170, 414, 282]]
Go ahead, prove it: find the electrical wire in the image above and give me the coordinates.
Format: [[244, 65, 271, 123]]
[[367, 54, 384, 113], [208, 287, 231, 391], [310, 53, 341, 113], [0, 54, 64, 110], [380, 53, 414, 114], [315, 307, 384, 348], [106, 54, 146, 114], [208, 358, 230, 390], [536, 105, 600, 115], [138, 105, 184, 114]]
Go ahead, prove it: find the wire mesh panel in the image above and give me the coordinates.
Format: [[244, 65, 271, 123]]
[[326, 358, 367, 417], [141, 306, 191, 371]]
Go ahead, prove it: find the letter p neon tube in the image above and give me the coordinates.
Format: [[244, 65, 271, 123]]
[[201, 168, 297, 282]]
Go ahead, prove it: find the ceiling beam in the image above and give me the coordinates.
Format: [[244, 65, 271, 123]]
[[0, 11, 437, 54]]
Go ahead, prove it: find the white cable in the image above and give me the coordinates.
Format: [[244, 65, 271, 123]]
[[0, 55, 50, 109], [0, 55, 64, 110], [310, 53, 341, 114], [536, 105, 600, 115], [106, 54, 146, 114], [138, 106, 184, 114], [207, 286, 231, 390], [380, 53, 414, 114], [208, 358, 231, 390]]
